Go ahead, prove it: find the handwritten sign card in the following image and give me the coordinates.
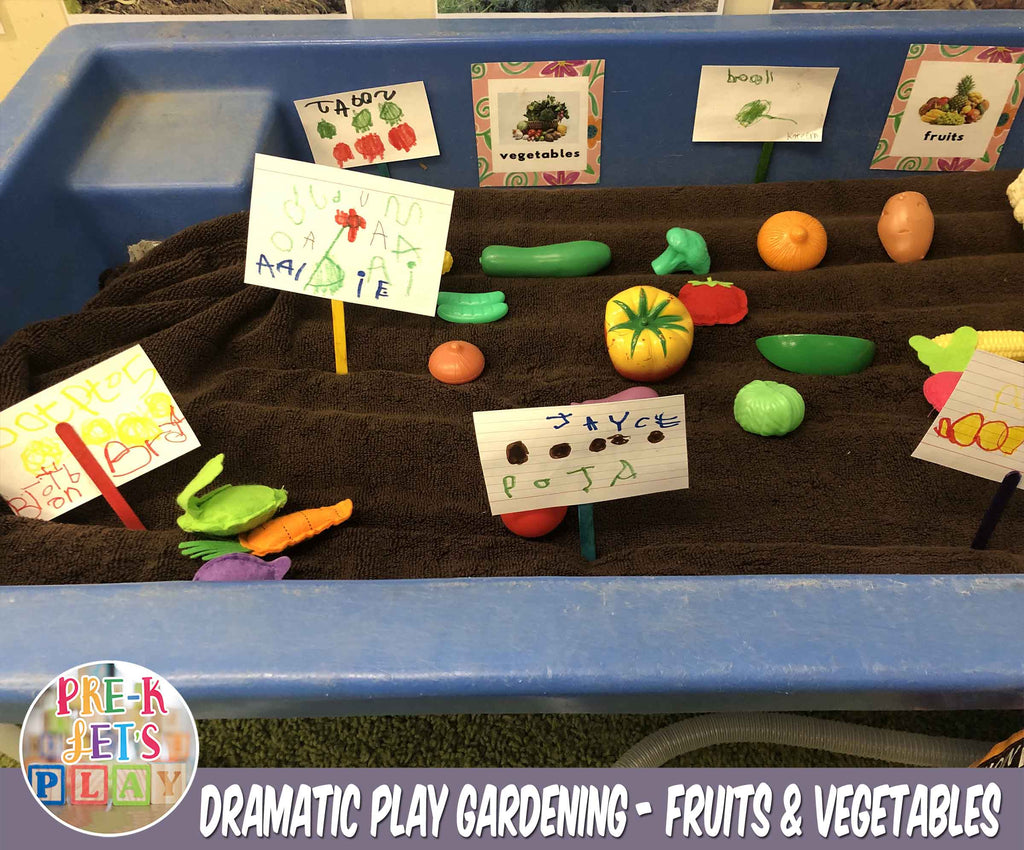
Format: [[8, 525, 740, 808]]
[[693, 66, 839, 143], [295, 81, 440, 169], [245, 154, 454, 317], [913, 351, 1024, 488], [0, 346, 200, 521], [473, 395, 689, 515]]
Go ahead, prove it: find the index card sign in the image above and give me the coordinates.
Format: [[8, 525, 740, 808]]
[[0, 345, 200, 520], [473, 394, 689, 515], [245, 154, 455, 317], [913, 350, 1024, 488], [693, 66, 839, 143], [295, 81, 440, 168]]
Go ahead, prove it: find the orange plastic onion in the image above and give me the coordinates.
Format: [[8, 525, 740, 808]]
[[428, 340, 485, 385], [757, 211, 827, 272]]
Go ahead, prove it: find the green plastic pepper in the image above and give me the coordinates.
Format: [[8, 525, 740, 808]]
[[908, 326, 978, 374], [756, 334, 876, 376], [176, 454, 287, 536]]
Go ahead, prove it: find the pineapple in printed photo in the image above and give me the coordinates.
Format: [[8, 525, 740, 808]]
[[919, 73, 989, 125]]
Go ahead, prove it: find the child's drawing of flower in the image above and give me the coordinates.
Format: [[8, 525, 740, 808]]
[[541, 61, 586, 78]]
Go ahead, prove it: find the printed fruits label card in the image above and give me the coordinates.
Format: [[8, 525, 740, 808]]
[[472, 60, 605, 187], [872, 44, 1023, 172]]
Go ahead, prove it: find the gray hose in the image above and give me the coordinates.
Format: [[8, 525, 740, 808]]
[[614, 713, 994, 768]]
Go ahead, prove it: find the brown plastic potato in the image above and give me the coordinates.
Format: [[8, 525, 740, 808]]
[[877, 191, 934, 263]]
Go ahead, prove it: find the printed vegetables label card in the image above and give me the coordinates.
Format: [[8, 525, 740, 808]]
[[472, 60, 605, 187], [693, 66, 839, 143], [0, 346, 200, 521], [295, 81, 440, 168], [872, 45, 1023, 172]]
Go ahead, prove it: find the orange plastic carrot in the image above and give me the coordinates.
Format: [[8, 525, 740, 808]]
[[239, 499, 353, 557]]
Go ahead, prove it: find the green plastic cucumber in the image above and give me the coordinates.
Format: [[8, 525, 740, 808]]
[[437, 301, 509, 324], [480, 241, 612, 278], [436, 290, 506, 306]]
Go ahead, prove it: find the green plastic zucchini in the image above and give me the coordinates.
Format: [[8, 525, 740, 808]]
[[479, 240, 611, 278], [437, 302, 509, 324]]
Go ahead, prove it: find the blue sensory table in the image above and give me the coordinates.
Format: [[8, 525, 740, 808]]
[[0, 15, 1022, 719]]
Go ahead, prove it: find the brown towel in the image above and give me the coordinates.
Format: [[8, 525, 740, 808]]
[[2, 170, 1022, 584]]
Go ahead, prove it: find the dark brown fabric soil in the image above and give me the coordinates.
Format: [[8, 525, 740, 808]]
[[2, 171, 1022, 584]]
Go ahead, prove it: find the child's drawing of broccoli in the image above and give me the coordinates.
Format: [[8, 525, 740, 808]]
[[735, 99, 797, 128]]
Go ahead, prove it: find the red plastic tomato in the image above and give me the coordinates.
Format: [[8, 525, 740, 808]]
[[500, 505, 568, 538]]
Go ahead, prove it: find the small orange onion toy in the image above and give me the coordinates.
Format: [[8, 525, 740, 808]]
[[757, 211, 827, 272], [429, 340, 485, 385]]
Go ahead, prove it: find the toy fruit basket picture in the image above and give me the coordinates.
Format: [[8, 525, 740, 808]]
[[605, 285, 694, 382], [919, 75, 989, 126]]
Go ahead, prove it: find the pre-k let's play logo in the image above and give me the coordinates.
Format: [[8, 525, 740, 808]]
[[20, 660, 199, 837]]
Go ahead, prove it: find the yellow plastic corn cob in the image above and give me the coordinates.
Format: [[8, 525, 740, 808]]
[[931, 330, 1024, 362]]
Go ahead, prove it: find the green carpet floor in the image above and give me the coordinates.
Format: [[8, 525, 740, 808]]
[[146, 711, 1024, 767], [3, 711, 1021, 768]]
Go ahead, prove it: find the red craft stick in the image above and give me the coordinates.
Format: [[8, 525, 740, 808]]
[[54, 422, 146, 531]]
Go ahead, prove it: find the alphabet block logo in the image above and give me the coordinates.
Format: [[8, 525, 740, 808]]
[[26, 764, 65, 806], [152, 763, 188, 805], [20, 661, 198, 835], [69, 764, 108, 806], [112, 764, 151, 806]]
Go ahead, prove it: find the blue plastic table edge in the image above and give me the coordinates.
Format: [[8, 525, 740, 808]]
[[1, 16, 1023, 719], [1, 575, 1022, 720], [5, 12, 1024, 178]]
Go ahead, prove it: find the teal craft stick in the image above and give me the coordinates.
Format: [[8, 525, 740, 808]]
[[578, 504, 597, 562], [754, 142, 774, 184]]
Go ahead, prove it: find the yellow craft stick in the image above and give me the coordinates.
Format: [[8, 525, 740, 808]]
[[331, 300, 348, 375]]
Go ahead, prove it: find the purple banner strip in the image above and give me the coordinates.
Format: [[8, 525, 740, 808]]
[[3, 768, 1022, 846]]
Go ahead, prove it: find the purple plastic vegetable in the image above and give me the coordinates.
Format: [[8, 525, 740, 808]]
[[192, 554, 291, 582], [577, 386, 659, 405]]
